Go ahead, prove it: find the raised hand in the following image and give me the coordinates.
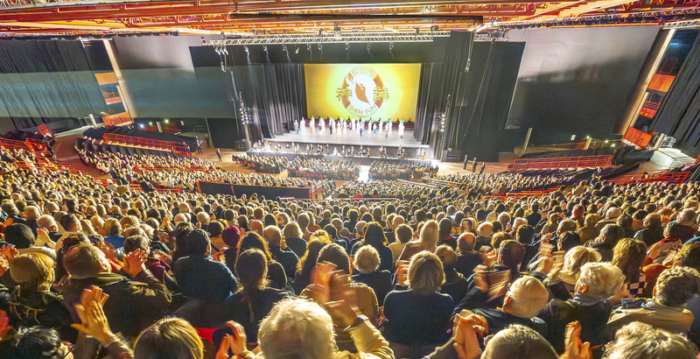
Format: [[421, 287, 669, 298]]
[[562, 321, 591, 359], [0, 245, 18, 262], [453, 314, 483, 359], [71, 286, 113, 345], [216, 321, 247, 359], [482, 249, 498, 268], [122, 249, 147, 278]]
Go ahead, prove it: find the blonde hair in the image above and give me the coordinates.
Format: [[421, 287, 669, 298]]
[[10, 253, 55, 292], [354, 246, 380, 274], [505, 276, 549, 318], [418, 220, 439, 250], [578, 262, 625, 299], [283, 222, 302, 239], [563, 246, 602, 277], [408, 251, 445, 295], [134, 317, 204, 359]]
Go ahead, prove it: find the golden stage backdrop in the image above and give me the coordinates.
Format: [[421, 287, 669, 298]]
[[304, 63, 422, 120]]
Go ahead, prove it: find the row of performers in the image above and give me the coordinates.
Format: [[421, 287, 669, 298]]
[[252, 141, 426, 160], [295, 117, 407, 138]]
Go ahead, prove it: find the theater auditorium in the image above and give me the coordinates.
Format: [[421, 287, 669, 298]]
[[2, 1, 700, 358]]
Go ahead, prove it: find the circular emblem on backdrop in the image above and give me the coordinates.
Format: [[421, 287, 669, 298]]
[[336, 66, 389, 117]]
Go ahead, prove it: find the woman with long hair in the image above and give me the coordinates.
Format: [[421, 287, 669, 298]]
[[238, 232, 291, 294], [222, 248, 288, 342], [612, 238, 648, 297], [399, 220, 439, 262]]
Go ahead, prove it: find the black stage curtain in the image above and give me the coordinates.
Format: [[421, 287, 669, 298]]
[[650, 35, 700, 155], [0, 40, 106, 134], [231, 63, 306, 141], [414, 32, 525, 160]]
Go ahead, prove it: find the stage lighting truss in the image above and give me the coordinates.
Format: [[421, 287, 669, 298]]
[[206, 31, 450, 46], [439, 113, 447, 133]]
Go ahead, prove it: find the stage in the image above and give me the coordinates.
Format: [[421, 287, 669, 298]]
[[268, 128, 427, 148]]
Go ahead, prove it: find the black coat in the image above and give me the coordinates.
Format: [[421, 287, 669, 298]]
[[537, 297, 613, 353], [352, 270, 393, 306]]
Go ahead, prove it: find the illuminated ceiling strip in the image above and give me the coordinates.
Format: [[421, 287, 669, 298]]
[[663, 19, 700, 28], [206, 31, 451, 45]]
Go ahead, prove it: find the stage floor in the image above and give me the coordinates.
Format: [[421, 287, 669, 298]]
[[268, 129, 427, 148]]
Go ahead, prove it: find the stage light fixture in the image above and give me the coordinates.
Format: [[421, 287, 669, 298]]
[[295, 45, 300, 54], [318, 43, 323, 54], [307, 44, 312, 52], [282, 44, 288, 53], [439, 113, 447, 133], [263, 45, 268, 54], [164, 119, 169, 124], [244, 45, 249, 54], [367, 43, 372, 55], [345, 43, 350, 53]]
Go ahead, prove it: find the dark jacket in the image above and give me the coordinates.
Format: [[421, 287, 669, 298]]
[[537, 295, 613, 353], [285, 237, 307, 258], [473, 307, 547, 337], [383, 290, 453, 346], [440, 272, 469, 304], [590, 242, 615, 262], [438, 235, 457, 251], [63, 271, 171, 339], [634, 225, 665, 247], [222, 288, 289, 342], [173, 254, 238, 301], [352, 270, 393, 306], [270, 245, 299, 280], [9, 289, 75, 341], [454, 252, 482, 278]]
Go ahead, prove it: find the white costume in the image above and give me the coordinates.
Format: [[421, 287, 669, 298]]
[[319, 117, 324, 134], [310, 117, 315, 133], [295, 119, 300, 134], [398, 119, 405, 138], [352, 118, 356, 132], [330, 117, 335, 134]]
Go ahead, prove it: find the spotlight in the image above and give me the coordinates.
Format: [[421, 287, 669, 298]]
[[307, 44, 311, 52], [139, 124, 145, 129], [295, 45, 300, 54], [367, 43, 372, 54], [345, 42, 350, 53], [244, 45, 249, 54], [263, 45, 268, 55], [282, 44, 288, 53], [164, 119, 169, 124], [149, 122, 153, 126]]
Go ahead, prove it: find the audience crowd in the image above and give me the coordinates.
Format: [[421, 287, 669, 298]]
[[369, 161, 438, 180], [1, 144, 700, 359]]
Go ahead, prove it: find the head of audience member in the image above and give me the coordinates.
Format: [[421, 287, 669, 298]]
[[457, 232, 477, 254], [477, 222, 493, 238], [258, 297, 337, 358], [283, 222, 302, 240], [353, 246, 380, 275], [394, 224, 413, 245], [317, 243, 350, 275], [480, 324, 557, 359], [10, 252, 55, 293], [575, 262, 625, 300], [250, 220, 264, 235], [407, 251, 444, 295], [263, 225, 283, 248], [133, 317, 204, 359], [514, 225, 535, 246], [418, 220, 439, 250], [674, 242, 700, 271], [4, 223, 35, 249], [595, 224, 625, 247], [236, 248, 268, 293], [603, 322, 698, 359], [63, 243, 110, 279], [497, 240, 525, 272], [643, 213, 663, 229], [0, 327, 74, 359], [612, 238, 647, 284], [561, 246, 601, 281], [502, 276, 549, 319], [653, 266, 700, 307]]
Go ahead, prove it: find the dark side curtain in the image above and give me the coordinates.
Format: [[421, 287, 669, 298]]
[[650, 35, 700, 155], [231, 63, 306, 141], [0, 40, 107, 134], [414, 32, 525, 161]]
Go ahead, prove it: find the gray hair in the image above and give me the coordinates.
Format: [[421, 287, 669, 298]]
[[603, 322, 698, 359], [655, 266, 700, 307], [505, 276, 549, 319], [577, 262, 625, 299], [483, 324, 557, 359], [353, 245, 380, 274], [258, 297, 336, 359]]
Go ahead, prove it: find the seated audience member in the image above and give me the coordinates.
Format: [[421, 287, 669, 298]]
[[8, 253, 74, 341], [454, 233, 482, 277], [239, 232, 291, 293], [676, 208, 697, 242], [606, 266, 700, 336], [173, 229, 238, 302], [352, 245, 393, 306], [282, 221, 306, 258], [635, 213, 665, 247], [603, 322, 698, 359], [577, 214, 600, 244], [537, 262, 625, 353], [0, 326, 75, 359], [612, 237, 647, 297], [648, 221, 684, 265], [62, 243, 172, 339], [589, 224, 625, 262], [435, 245, 469, 304], [437, 218, 456, 250], [555, 219, 581, 252], [221, 248, 288, 342], [475, 222, 493, 250], [515, 224, 537, 268], [263, 225, 298, 280], [388, 224, 412, 266], [36, 215, 63, 243], [544, 246, 601, 300], [302, 244, 378, 352], [293, 238, 326, 294], [103, 218, 125, 249], [351, 222, 393, 272], [383, 251, 453, 358], [3, 223, 55, 259], [399, 220, 438, 262]]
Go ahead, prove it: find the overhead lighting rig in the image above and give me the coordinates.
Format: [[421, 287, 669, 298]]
[[206, 31, 450, 46]]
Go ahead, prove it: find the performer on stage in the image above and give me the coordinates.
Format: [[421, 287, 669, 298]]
[[370, 119, 374, 134], [388, 118, 393, 135], [329, 117, 334, 135], [350, 146, 355, 156], [351, 118, 356, 133], [319, 117, 325, 134], [310, 117, 315, 133], [398, 118, 405, 139], [295, 119, 300, 134], [359, 122, 363, 136]]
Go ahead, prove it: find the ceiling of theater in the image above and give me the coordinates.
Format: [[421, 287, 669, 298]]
[[0, 0, 698, 37]]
